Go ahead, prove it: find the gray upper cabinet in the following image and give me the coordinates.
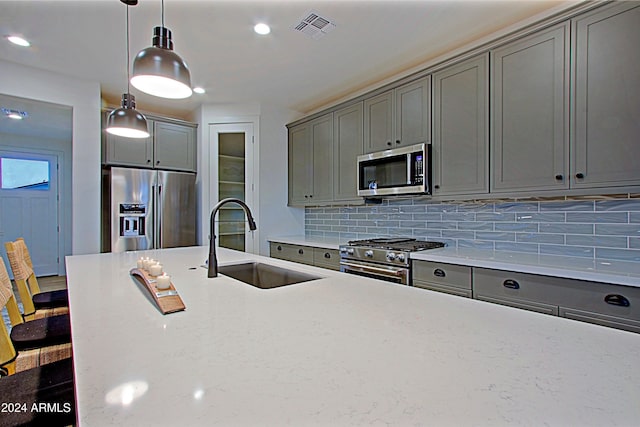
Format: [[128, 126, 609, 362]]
[[288, 113, 334, 206], [288, 123, 312, 205], [572, 2, 640, 189], [103, 113, 197, 172], [491, 23, 570, 192], [153, 121, 197, 172], [363, 90, 393, 153], [333, 102, 364, 202], [363, 76, 431, 153], [433, 54, 488, 196], [103, 115, 154, 168]]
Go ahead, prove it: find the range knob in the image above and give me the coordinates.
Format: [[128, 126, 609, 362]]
[[364, 250, 374, 258], [386, 252, 396, 261], [396, 253, 406, 262], [347, 248, 355, 255]]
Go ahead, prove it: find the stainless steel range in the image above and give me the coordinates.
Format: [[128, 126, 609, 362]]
[[339, 238, 445, 285]]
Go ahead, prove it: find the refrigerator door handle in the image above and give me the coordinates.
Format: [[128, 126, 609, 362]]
[[157, 185, 162, 248]]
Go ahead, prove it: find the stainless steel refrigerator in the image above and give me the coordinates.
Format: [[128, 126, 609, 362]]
[[102, 167, 196, 253]]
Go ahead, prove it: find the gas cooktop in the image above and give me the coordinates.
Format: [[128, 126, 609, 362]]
[[346, 238, 445, 252]]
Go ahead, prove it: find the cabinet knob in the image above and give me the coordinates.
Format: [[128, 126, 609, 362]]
[[147, 159, 151, 163], [555, 174, 563, 180], [604, 294, 630, 307], [156, 160, 160, 165], [276, 245, 282, 251], [503, 279, 520, 289], [387, 141, 392, 146], [298, 248, 304, 255], [575, 172, 585, 179], [434, 185, 440, 190], [324, 252, 331, 259], [395, 140, 401, 145], [433, 268, 446, 278]]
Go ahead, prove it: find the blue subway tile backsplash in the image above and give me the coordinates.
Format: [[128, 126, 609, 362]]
[[304, 196, 640, 262]]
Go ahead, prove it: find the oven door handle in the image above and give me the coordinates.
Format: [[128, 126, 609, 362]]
[[340, 261, 407, 278]]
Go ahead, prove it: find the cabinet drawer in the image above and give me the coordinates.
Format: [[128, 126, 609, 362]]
[[413, 280, 472, 298], [476, 294, 559, 316], [473, 268, 570, 306], [560, 281, 640, 325], [313, 248, 340, 271], [560, 307, 640, 334], [269, 242, 313, 265], [412, 261, 472, 289]]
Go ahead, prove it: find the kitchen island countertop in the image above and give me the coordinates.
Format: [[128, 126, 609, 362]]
[[66, 246, 640, 426]]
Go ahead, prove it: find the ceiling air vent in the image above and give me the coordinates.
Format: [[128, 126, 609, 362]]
[[293, 11, 336, 39]]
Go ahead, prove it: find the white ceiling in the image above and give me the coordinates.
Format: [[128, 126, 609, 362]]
[[1, 0, 581, 121]]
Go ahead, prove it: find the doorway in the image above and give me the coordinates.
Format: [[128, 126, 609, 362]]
[[0, 149, 60, 276], [209, 123, 257, 253]]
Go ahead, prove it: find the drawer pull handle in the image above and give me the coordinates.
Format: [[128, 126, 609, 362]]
[[433, 268, 446, 278], [298, 249, 304, 255], [503, 279, 520, 289], [324, 252, 331, 259], [276, 245, 282, 251], [604, 294, 630, 307]]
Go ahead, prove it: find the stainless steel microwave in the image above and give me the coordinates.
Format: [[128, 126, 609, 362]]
[[357, 143, 431, 197]]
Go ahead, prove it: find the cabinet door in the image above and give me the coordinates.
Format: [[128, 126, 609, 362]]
[[572, 3, 640, 188], [363, 90, 394, 153], [491, 23, 569, 192], [310, 114, 334, 203], [433, 54, 488, 196], [288, 123, 312, 206], [103, 117, 154, 168], [334, 102, 363, 202], [395, 76, 431, 147], [154, 122, 197, 172]]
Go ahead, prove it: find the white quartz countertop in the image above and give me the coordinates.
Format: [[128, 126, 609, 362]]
[[66, 246, 640, 426], [268, 235, 640, 287]]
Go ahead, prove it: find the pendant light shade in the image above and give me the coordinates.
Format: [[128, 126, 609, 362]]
[[131, 10, 192, 99], [106, 0, 150, 139], [106, 94, 150, 138]]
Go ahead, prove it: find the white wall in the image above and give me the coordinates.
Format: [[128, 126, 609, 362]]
[[195, 102, 304, 255], [0, 59, 102, 255]]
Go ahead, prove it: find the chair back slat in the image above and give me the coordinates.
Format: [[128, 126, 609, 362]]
[[4, 241, 37, 318]]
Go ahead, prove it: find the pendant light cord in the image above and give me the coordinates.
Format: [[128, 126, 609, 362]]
[[126, 4, 131, 96], [161, 0, 165, 29]]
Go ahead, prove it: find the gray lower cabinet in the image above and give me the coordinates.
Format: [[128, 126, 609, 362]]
[[473, 268, 640, 333], [572, 2, 640, 189], [103, 113, 197, 172], [333, 102, 363, 203], [432, 53, 489, 196], [288, 113, 334, 206], [363, 76, 430, 153], [491, 22, 570, 192], [269, 242, 339, 271], [411, 260, 472, 298]]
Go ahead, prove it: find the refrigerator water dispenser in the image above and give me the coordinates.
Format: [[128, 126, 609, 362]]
[[119, 204, 146, 237]]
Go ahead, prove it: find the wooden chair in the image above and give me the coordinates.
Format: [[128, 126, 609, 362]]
[[0, 257, 72, 375], [5, 238, 68, 321]]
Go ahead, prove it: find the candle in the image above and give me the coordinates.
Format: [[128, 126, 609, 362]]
[[148, 263, 163, 276], [137, 258, 145, 269], [143, 258, 156, 271], [156, 273, 171, 290]]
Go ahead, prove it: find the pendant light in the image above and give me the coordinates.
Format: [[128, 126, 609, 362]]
[[130, 0, 192, 99], [106, 0, 150, 139]]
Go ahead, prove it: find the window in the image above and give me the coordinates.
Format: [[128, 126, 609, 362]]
[[0, 157, 50, 190]]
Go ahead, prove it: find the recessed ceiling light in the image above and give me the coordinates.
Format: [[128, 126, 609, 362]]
[[254, 23, 271, 35], [193, 87, 206, 94], [6, 35, 31, 47]]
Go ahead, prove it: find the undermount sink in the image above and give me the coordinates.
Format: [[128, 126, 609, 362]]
[[218, 262, 322, 289]]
